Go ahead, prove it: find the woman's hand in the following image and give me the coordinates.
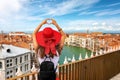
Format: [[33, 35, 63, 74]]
[[41, 19, 47, 25], [51, 19, 58, 26]]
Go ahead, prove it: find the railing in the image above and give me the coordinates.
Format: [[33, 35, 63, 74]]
[[6, 72, 38, 80], [7, 50, 120, 80], [59, 50, 120, 80]]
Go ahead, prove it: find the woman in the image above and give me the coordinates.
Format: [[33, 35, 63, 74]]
[[33, 19, 66, 80]]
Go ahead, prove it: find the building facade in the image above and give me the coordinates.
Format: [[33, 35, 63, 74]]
[[0, 44, 32, 80], [65, 33, 103, 52]]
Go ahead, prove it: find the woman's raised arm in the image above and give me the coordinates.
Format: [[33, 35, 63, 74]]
[[51, 19, 66, 52], [32, 19, 47, 53]]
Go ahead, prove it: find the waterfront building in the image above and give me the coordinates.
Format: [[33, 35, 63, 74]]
[[68, 34, 77, 46], [64, 36, 70, 45], [0, 44, 32, 80], [65, 34, 87, 47], [64, 32, 120, 52], [9, 32, 26, 36]]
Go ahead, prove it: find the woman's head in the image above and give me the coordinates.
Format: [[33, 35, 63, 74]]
[[36, 27, 61, 55], [43, 27, 54, 38]]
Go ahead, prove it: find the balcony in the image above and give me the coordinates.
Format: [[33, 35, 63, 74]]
[[6, 49, 120, 80]]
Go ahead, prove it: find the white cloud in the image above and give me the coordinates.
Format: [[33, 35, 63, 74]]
[[101, 22, 106, 26], [79, 9, 120, 16], [116, 23, 120, 26], [92, 22, 98, 25], [14, 15, 43, 21], [0, 0, 29, 24], [0, 0, 44, 31], [0, 0, 119, 33], [107, 2, 120, 7], [0, 0, 100, 30], [62, 19, 120, 32], [0, 0, 21, 13], [96, 9, 120, 16], [0, 0, 27, 17], [41, 0, 100, 16], [92, 25, 120, 31], [80, 10, 99, 15], [63, 20, 94, 31]]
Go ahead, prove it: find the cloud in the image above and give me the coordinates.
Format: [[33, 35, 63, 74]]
[[101, 22, 106, 26], [79, 9, 120, 16], [63, 20, 94, 31], [0, 0, 44, 31], [96, 9, 120, 16], [92, 22, 98, 25], [0, 0, 21, 14], [41, 0, 100, 16], [0, 0, 100, 32], [14, 15, 43, 21], [80, 10, 100, 15], [62, 19, 120, 32], [116, 23, 120, 26], [78, 1, 120, 16], [107, 2, 120, 7], [0, 0, 119, 33], [0, 0, 29, 23], [92, 25, 120, 32], [0, 0, 44, 22], [0, 0, 28, 17]]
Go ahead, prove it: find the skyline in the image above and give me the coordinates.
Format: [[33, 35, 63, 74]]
[[0, 0, 120, 33]]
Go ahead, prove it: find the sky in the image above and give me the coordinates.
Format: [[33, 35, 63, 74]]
[[0, 0, 120, 33]]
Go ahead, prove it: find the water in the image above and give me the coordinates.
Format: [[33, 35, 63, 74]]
[[59, 46, 92, 64]]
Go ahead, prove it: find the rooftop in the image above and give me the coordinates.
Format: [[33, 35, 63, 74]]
[[0, 44, 31, 59]]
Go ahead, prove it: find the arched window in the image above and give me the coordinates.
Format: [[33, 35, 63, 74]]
[[0, 62, 2, 69]]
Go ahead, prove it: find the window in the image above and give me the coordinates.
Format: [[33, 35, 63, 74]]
[[6, 59, 13, 67], [10, 59, 12, 62], [10, 70, 13, 73], [7, 64, 9, 67], [27, 64, 28, 70], [20, 66, 22, 71], [26, 55, 28, 60], [7, 60, 9, 63], [10, 75, 12, 78], [24, 55, 26, 61], [25, 64, 26, 71], [0, 62, 2, 68], [10, 63, 12, 66], [16, 68, 18, 72], [15, 58, 17, 65], [20, 57, 22, 63], [7, 71, 9, 75], [7, 77, 9, 79]]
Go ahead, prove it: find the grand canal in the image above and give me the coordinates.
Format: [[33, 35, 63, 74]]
[[59, 46, 92, 64]]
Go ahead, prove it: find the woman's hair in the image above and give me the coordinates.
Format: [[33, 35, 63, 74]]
[[38, 44, 61, 58]]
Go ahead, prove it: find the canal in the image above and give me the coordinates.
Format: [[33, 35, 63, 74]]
[[59, 46, 92, 64]]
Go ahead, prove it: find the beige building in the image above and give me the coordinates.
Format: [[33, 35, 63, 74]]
[[65, 33, 103, 52]]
